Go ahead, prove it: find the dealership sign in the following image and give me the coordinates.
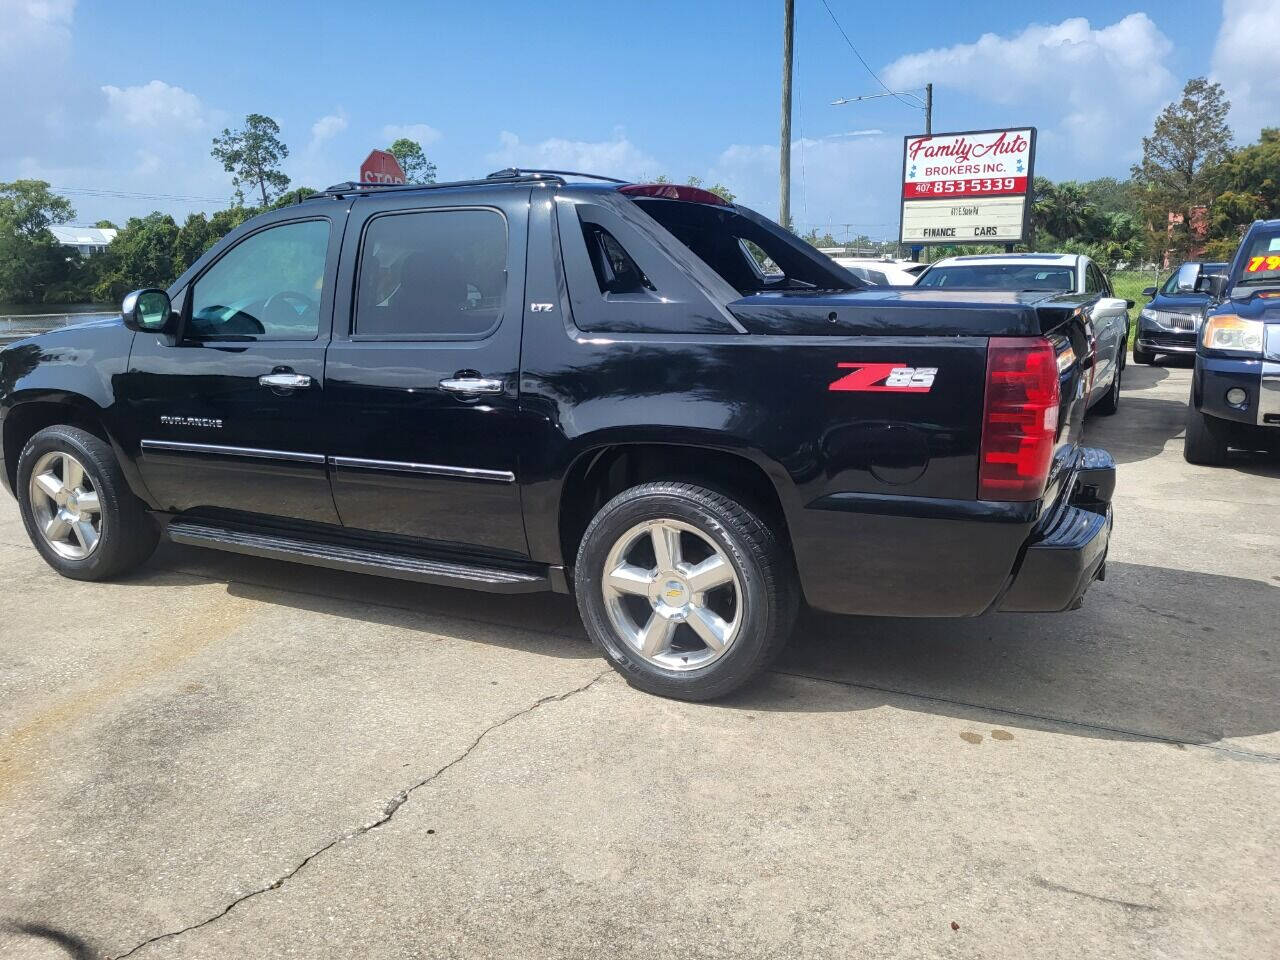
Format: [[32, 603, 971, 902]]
[[899, 127, 1036, 245]]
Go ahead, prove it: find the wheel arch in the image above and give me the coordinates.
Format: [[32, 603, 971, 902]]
[[554, 441, 793, 574], [3, 393, 120, 494]]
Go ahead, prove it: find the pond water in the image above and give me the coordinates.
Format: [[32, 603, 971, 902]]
[[0, 303, 117, 338]]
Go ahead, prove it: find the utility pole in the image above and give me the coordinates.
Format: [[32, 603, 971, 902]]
[[779, 0, 793, 231], [924, 82, 932, 135]]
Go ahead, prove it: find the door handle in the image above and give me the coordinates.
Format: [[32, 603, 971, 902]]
[[259, 372, 312, 390], [439, 376, 503, 396]]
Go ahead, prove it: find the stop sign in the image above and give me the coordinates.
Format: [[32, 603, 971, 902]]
[[360, 149, 406, 185]]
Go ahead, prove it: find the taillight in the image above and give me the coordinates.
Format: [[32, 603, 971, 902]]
[[618, 183, 730, 205], [979, 337, 1060, 501]]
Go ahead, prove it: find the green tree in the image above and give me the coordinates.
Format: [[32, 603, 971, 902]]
[[1204, 128, 1280, 256], [174, 213, 215, 274], [1033, 180, 1099, 239], [1080, 177, 1141, 217], [94, 219, 118, 230], [800, 228, 838, 247], [0, 180, 77, 303], [211, 114, 291, 206], [90, 212, 181, 302], [387, 138, 437, 184], [1132, 77, 1233, 259], [269, 186, 318, 210]]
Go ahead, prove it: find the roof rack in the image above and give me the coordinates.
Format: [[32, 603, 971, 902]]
[[485, 168, 628, 184], [307, 171, 568, 200]]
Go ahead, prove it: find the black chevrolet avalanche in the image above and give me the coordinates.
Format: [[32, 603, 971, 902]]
[[0, 172, 1115, 700]]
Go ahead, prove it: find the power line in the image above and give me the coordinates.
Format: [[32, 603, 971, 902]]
[[51, 186, 227, 204], [817, 0, 920, 111]]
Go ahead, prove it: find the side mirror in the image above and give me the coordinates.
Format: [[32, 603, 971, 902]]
[[122, 288, 173, 333], [1141, 286, 1156, 298], [1126, 299, 1135, 310], [1195, 273, 1228, 299], [1174, 262, 1200, 292]]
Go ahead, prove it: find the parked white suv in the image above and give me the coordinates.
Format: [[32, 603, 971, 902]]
[[915, 253, 1131, 415]]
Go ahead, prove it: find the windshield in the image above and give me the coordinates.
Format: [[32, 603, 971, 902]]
[[627, 197, 860, 295], [916, 263, 1075, 292], [1234, 230, 1280, 286]]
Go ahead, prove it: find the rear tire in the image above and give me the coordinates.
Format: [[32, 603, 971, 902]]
[[574, 481, 797, 701], [16, 425, 159, 580], [1183, 404, 1230, 466]]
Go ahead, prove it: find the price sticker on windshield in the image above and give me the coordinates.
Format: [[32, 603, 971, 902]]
[[1246, 255, 1280, 272]]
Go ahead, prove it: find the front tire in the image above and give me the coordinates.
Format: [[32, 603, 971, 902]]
[[1183, 404, 1230, 466], [1094, 345, 1123, 416], [1133, 343, 1156, 365], [574, 481, 797, 701], [16, 425, 159, 580]]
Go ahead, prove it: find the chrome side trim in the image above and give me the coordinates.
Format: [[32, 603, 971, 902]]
[[328, 455, 515, 484], [140, 439, 326, 465], [1258, 361, 1280, 426]]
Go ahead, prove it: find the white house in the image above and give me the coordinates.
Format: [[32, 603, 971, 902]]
[[49, 225, 117, 257]]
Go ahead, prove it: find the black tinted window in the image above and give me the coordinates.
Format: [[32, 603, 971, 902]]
[[356, 209, 507, 338], [916, 264, 1074, 291], [580, 221, 653, 294], [628, 197, 858, 295], [189, 219, 329, 340]]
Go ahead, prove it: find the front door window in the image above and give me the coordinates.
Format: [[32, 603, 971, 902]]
[[189, 219, 329, 340]]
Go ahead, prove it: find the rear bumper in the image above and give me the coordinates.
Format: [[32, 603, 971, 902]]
[[998, 447, 1114, 612], [793, 447, 1115, 617]]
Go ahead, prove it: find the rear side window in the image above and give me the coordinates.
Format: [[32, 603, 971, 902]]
[[627, 197, 858, 295], [355, 209, 507, 339], [916, 264, 1075, 291], [580, 221, 653, 294]]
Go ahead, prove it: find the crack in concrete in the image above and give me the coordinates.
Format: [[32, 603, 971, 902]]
[[107, 669, 612, 960], [1033, 877, 1161, 913], [772, 669, 1280, 764]]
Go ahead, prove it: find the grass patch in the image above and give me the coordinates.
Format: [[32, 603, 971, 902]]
[[1112, 269, 1164, 348]]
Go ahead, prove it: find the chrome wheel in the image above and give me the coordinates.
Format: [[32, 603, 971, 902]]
[[28, 450, 102, 560], [601, 518, 742, 671]]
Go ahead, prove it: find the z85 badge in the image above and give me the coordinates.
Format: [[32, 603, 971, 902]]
[[828, 363, 937, 393]]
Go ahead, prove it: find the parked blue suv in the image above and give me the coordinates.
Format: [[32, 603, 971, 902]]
[[1134, 261, 1226, 364], [1184, 220, 1280, 464]]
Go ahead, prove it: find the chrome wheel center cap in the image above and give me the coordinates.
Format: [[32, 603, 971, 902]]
[[650, 575, 691, 615]]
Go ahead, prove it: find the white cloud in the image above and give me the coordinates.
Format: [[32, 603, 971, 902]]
[[485, 131, 659, 180], [0, 0, 74, 62], [1211, 0, 1280, 141], [382, 123, 442, 146], [882, 14, 1177, 171], [101, 80, 206, 130], [311, 111, 348, 143]]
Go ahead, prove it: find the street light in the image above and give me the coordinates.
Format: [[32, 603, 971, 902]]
[[832, 83, 932, 134]]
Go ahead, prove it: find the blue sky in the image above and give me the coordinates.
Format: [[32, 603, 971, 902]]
[[3, 1, 1275, 239]]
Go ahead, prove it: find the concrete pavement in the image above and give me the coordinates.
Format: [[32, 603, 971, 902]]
[[1, 360, 1277, 959]]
